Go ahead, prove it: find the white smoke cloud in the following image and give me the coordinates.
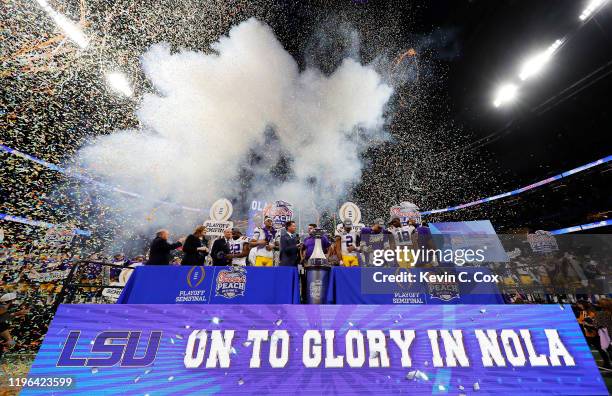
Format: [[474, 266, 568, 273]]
[[77, 18, 392, 228]]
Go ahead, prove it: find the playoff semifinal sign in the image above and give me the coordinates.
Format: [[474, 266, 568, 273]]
[[204, 198, 234, 236], [24, 305, 606, 395]]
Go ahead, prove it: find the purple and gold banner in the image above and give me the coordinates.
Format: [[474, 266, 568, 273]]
[[24, 304, 606, 395]]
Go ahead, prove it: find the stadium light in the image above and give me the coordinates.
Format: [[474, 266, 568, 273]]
[[35, 0, 89, 48], [518, 39, 563, 81], [579, 0, 608, 21], [105, 71, 133, 97], [493, 83, 518, 107]]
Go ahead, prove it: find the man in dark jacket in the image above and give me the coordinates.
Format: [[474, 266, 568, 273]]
[[279, 221, 300, 266], [210, 228, 233, 266], [147, 229, 184, 265], [181, 225, 208, 266]]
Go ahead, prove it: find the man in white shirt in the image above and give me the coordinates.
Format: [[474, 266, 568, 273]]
[[387, 216, 416, 267]]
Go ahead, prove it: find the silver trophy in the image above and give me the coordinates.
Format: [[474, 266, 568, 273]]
[[304, 228, 330, 304], [307, 228, 329, 267]]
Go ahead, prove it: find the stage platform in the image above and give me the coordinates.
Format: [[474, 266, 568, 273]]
[[117, 265, 504, 305], [117, 265, 300, 304]]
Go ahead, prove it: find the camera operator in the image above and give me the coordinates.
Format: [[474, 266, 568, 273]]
[[0, 293, 29, 352]]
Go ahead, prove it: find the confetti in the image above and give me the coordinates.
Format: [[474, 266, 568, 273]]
[[1, 0, 586, 375], [406, 370, 429, 381]]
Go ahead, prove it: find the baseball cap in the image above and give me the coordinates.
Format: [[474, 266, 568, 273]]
[[373, 218, 385, 226], [0, 292, 17, 303], [342, 219, 353, 227]]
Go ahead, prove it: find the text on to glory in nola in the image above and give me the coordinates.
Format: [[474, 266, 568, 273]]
[[176, 328, 574, 369]]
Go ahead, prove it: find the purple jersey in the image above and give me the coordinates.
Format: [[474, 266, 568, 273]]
[[303, 235, 331, 260], [416, 225, 430, 235]]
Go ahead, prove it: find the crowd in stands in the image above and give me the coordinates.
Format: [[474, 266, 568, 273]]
[[574, 299, 612, 369]]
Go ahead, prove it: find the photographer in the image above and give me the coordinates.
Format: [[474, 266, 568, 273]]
[[0, 293, 29, 353], [577, 301, 611, 369]]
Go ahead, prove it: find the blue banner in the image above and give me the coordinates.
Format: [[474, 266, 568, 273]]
[[328, 267, 505, 304], [23, 304, 606, 395], [117, 266, 300, 304]]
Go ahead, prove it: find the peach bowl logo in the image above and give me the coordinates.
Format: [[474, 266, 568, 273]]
[[426, 270, 460, 302], [215, 267, 247, 298], [390, 201, 421, 225], [263, 200, 293, 229]]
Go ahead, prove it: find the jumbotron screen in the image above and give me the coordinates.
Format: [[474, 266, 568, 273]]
[[1, 0, 611, 395]]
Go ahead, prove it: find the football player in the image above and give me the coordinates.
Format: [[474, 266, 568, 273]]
[[334, 219, 360, 267], [250, 217, 276, 266], [229, 228, 250, 266], [387, 216, 416, 267], [301, 224, 331, 262]]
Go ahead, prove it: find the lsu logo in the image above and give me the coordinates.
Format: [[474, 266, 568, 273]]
[[57, 331, 162, 367], [215, 267, 246, 298], [187, 266, 206, 288]]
